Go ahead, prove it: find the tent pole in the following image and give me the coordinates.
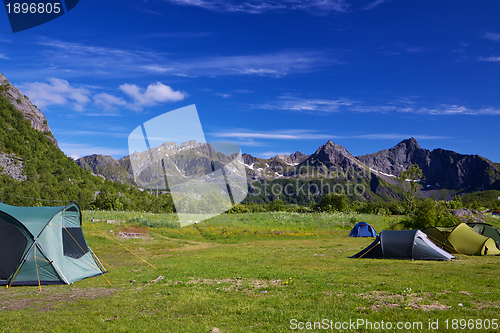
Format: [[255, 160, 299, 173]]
[[88, 247, 113, 287], [34, 245, 42, 293], [89, 247, 107, 273], [36, 242, 70, 285], [356, 240, 381, 260]]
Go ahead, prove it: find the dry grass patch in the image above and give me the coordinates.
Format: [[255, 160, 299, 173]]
[[356, 291, 451, 311], [0, 288, 115, 312]]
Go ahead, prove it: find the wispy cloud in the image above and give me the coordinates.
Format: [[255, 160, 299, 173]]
[[212, 129, 449, 141], [141, 32, 213, 39], [258, 96, 354, 113], [137, 8, 164, 16], [162, 0, 350, 14], [24, 78, 185, 113], [56, 130, 130, 139], [362, 0, 388, 10], [93, 93, 129, 111], [478, 56, 500, 62], [258, 96, 500, 116], [216, 93, 232, 98], [351, 104, 500, 115], [34, 39, 334, 78], [398, 104, 500, 115], [0, 53, 9, 60], [142, 50, 336, 77], [212, 129, 331, 140], [483, 32, 500, 42], [378, 42, 423, 56]]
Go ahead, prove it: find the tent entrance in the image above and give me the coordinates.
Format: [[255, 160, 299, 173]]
[[0, 214, 30, 280]]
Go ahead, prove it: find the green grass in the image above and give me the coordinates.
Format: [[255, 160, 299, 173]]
[[0, 211, 499, 332]]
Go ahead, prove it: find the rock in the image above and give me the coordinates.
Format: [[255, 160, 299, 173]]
[[451, 208, 486, 223], [0, 153, 27, 181], [451, 209, 473, 218], [151, 276, 164, 284], [357, 138, 500, 190], [0, 73, 58, 147], [77, 154, 133, 184]]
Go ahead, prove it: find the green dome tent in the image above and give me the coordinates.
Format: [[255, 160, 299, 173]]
[[0, 202, 105, 286], [466, 222, 500, 248], [423, 223, 500, 256]]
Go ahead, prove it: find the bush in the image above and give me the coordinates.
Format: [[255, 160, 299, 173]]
[[398, 198, 460, 230], [319, 193, 349, 212], [92, 192, 124, 211]]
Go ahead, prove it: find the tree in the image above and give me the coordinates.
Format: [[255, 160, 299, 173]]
[[319, 193, 349, 212], [397, 163, 423, 211]]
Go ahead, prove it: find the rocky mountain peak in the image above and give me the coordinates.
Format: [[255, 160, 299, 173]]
[[0, 73, 58, 147], [274, 151, 309, 165], [305, 140, 363, 170], [399, 137, 421, 150]]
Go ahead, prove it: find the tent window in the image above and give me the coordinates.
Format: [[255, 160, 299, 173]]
[[0, 216, 28, 279], [66, 206, 78, 212], [62, 228, 89, 259]]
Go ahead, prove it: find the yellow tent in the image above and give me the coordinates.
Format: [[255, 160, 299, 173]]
[[423, 223, 500, 256]]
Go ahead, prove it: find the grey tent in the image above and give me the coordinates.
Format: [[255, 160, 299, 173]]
[[0, 202, 105, 286], [349, 230, 455, 260]]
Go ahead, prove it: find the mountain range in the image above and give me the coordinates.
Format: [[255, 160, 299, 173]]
[[77, 137, 500, 201], [1, 71, 499, 203]]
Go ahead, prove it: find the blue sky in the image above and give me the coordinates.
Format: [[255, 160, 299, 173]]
[[1, 0, 499, 162]]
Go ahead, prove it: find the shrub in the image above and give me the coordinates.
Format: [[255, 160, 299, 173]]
[[398, 198, 460, 230], [267, 199, 286, 212], [319, 193, 349, 212]]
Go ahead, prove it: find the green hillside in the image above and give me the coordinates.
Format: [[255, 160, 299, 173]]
[[0, 94, 174, 212]]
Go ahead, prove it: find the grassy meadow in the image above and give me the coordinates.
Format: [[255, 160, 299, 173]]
[[1, 211, 499, 332]]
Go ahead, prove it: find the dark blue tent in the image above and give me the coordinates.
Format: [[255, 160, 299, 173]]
[[349, 222, 377, 237]]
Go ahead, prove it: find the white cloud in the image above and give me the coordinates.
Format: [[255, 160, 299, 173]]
[[258, 96, 500, 116], [162, 0, 350, 14], [212, 129, 449, 141], [24, 78, 91, 111], [216, 93, 232, 98], [259, 96, 354, 113], [483, 32, 500, 41], [22, 78, 186, 113], [398, 104, 500, 115], [93, 93, 129, 110], [142, 65, 173, 73], [212, 129, 333, 140], [362, 0, 388, 10], [32, 39, 335, 78], [119, 82, 185, 109], [140, 50, 335, 77], [0, 53, 9, 59], [478, 56, 500, 62]]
